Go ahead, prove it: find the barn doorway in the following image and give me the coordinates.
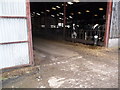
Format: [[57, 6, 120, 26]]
[[30, 2, 108, 46], [0, 0, 112, 69]]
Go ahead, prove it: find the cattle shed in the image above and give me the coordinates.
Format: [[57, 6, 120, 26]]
[[0, 0, 119, 69]]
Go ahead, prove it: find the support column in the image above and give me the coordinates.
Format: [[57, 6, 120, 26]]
[[104, 0, 113, 47], [63, 2, 66, 39]]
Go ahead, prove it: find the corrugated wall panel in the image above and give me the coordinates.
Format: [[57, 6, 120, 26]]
[[0, 0, 33, 69], [0, 0, 26, 16], [110, 0, 120, 38], [0, 18, 28, 43], [0, 43, 29, 69], [118, 1, 120, 37]]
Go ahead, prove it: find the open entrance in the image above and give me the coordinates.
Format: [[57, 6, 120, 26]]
[[0, 0, 113, 70], [2, 1, 118, 88], [30, 2, 108, 46]]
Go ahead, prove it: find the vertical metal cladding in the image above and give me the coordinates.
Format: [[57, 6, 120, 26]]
[[0, 0, 32, 69], [0, 18, 28, 43], [110, 0, 119, 38], [0, 0, 26, 16], [0, 43, 29, 69], [118, 1, 120, 37]]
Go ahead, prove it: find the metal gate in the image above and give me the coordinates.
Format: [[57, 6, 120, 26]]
[[65, 28, 105, 46], [0, 0, 33, 69]]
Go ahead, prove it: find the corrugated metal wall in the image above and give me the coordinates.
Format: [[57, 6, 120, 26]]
[[0, 0, 32, 69], [0, 0, 26, 16], [0, 43, 29, 69], [110, 0, 120, 38], [0, 18, 28, 43], [118, 1, 120, 37]]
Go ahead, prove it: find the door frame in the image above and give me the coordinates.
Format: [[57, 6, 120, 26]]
[[1, 0, 113, 69], [104, 0, 113, 47]]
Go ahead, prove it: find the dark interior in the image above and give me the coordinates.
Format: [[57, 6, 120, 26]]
[[30, 2, 107, 46]]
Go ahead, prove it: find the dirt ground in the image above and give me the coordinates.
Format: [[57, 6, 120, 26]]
[[2, 37, 118, 88]]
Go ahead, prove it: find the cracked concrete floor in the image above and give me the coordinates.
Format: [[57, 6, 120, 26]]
[[2, 37, 118, 88]]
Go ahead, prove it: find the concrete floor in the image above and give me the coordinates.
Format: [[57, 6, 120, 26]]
[[2, 37, 118, 88]]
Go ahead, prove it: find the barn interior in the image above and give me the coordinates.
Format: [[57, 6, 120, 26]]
[[30, 2, 107, 46]]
